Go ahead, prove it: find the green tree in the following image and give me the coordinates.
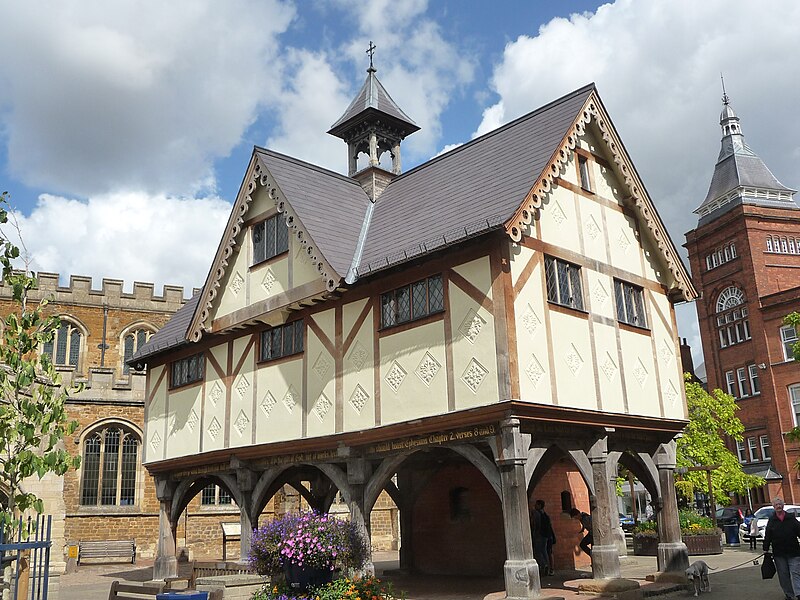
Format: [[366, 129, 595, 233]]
[[784, 312, 800, 361], [0, 191, 80, 534], [676, 374, 763, 505]]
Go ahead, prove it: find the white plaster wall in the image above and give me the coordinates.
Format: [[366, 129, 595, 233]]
[[548, 310, 597, 410], [145, 364, 167, 463], [514, 256, 553, 405], [592, 322, 625, 414], [538, 185, 580, 252], [214, 241, 249, 320], [509, 243, 534, 288], [585, 271, 615, 322], [255, 357, 303, 443], [342, 300, 374, 431], [619, 329, 661, 417], [292, 235, 322, 288], [203, 345, 228, 452], [604, 210, 642, 278], [306, 325, 335, 438], [229, 336, 255, 447], [249, 255, 288, 305], [380, 321, 448, 425], [165, 385, 202, 459], [650, 291, 686, 420], [579, 199, 608, 267]]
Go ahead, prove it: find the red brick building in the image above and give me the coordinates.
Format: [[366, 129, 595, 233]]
[[685, 94, 800, 506]]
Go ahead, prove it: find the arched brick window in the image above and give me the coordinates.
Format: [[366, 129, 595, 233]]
[[715, 286, 750, 348], [80, 423, 140, 506], [42, 318, 85, 368]]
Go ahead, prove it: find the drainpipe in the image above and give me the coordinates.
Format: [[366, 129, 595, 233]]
[[98, 304, 109, 366]]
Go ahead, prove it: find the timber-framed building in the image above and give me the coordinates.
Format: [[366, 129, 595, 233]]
[[133, 68, 697, 599]]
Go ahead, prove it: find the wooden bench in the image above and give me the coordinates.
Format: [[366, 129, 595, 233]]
[[166, 560, 251, 590], [107, 581, 164, 600], [79, 540, 136, 564]]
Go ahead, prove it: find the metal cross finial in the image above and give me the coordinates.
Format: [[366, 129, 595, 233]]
[[720, 72, 730, 105], [366, 41, 376, 69]]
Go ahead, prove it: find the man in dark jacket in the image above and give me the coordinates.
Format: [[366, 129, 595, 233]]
[[763, 497, 800, 600]]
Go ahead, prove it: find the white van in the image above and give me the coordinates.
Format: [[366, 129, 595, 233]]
[[740, 505, 800, 541]]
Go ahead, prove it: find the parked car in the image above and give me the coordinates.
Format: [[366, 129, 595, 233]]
[[715, 506, 744, 527], [739, 505, 800, 541], [619, 514, 636, 532]]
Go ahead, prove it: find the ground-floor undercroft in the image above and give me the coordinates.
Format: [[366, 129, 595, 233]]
[[146, 402, 690, 599]]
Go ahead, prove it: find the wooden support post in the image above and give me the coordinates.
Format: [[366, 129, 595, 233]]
[[654, 443, 689, 573]]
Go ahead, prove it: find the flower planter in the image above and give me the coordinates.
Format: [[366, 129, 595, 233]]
[[633, 533, 722, 556], [283, 562, 333, 591]]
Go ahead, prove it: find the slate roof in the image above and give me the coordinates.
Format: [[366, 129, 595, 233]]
[[328, 69, 419, 138], [128, 293, 199, 364], [742, 462, 783, 481], [255, 148, 372, 277], [356, 83, 595, 276]]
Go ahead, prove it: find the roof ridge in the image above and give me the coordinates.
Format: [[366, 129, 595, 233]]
[[387, 83, 596, 184], [254, 147, 362, 187]]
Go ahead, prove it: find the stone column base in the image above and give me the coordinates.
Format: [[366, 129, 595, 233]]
[[612, 526, 627, 556], [153, 555, 177, 581], [503, 558, 540, 600], [657, 541, 689, 573], [591, 543, 621, 579]]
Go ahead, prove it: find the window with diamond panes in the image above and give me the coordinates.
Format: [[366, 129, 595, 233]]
[[544, 256, 583, 311], [122, 328, 153, 374], [613, 279, 647, 328], [171, 353, 204, 388], [42, 320, 82, 368], [252, 214, 289, 265], [80, 426, 140, 506], [260, 320, 303, 362], [380, 274, 444, 328]]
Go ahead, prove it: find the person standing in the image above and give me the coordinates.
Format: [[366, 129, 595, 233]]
[[535, 500, 556, 575], [570, 508, 593, 557], [530, 501, 548, 575], [763, 497, 800, 600]]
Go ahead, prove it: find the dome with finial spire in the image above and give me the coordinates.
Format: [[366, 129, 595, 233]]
[[694, 82, 796, 224]]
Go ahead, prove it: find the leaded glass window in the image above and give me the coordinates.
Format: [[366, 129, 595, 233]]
[[252, 214, 289, 264], [613, 279, 647, 328], [122, 328, 153, 374], [171, 353, 204, 388], [544, 256, 584, 311], [201, 484, 234, 506], [260, 320, 304, 362], [80, 426, 140, 507], [42, 320, 83, 368], [380, 274, 445, 328]]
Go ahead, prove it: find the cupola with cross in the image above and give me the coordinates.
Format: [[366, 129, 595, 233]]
[[328, 42, 419, 198]]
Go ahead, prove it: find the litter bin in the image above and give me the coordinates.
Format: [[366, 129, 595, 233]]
[[156, 593, 208, 600], [724, 523, 740, 545]]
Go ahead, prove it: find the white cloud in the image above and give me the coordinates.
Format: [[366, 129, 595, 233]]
[[0, 1, 295, 197], [10, 193, 231, 295], [476, 0, 800, 357]]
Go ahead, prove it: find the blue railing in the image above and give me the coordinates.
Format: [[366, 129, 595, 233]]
[[0, 515, 52, 600]]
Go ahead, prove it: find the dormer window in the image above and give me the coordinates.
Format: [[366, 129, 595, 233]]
[[252, 214, 289, 265], [578, 155, 592, 192]]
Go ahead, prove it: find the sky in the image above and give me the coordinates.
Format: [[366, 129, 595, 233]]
[[1, 0, 799, 366]]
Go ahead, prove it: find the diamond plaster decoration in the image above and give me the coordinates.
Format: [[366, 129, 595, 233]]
[[349, 385, 369, 414], [617, 230, 631, 255], [260, 391, 277, 417], [633, 358, 648, 387], [348, 340, 368, 370], [209, 382, 223, 407], [592, 281, 609, 307], [314, 393, 332, 421], [150, 431, 161, 453], [168, 413, 176, 432], [295, 244, 309, 265], [461, 358, 489, 393], [235, 374, 250, 399], [564, 344, 584, 375], [586, 216, 601, 240], [458, 309, 486, 344], [313, 352, 333, 380], [229, 271, 244, 296], [261, 268, 276, 294], [659, 340, 674, 365], [415, 352, 441, 386], [234, 410, 250, 436], [664, 381, 679, 409], [207, 417, 222, 441], [600, 352, 618, 381], [282, 386, 298, 413], [187, 409, 199, 432], [385, 361, 407, 393], [551, 201, 567, 227], [520, 304, 542, 337], [524, 355, 545, 388]]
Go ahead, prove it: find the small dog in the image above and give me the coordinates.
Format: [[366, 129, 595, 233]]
[[685, 560, 715, 596]]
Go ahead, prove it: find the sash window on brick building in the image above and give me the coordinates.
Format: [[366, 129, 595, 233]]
[[781, 325, 798, 361], [81, 425, 139, 506], [715, 286, 751, 348]]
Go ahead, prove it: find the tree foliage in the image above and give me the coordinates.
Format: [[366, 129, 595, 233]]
[[676, 374, 763, 504], [0, 191, 80, 534]]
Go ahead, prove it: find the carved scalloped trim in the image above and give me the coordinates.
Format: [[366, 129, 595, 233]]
[[505, 93, 697, 302], [188, 156, 341, 342]]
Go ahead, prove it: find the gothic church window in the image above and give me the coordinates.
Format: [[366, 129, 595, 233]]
[[80, 424, 140, 507], [122, 326, 154, 374], [252, 214, 289, 265], [545, 256, 584, 311], [42, 319, 84, 368]]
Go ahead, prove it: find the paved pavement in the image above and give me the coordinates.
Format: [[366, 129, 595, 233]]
[[58, 546, 775, 600]]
